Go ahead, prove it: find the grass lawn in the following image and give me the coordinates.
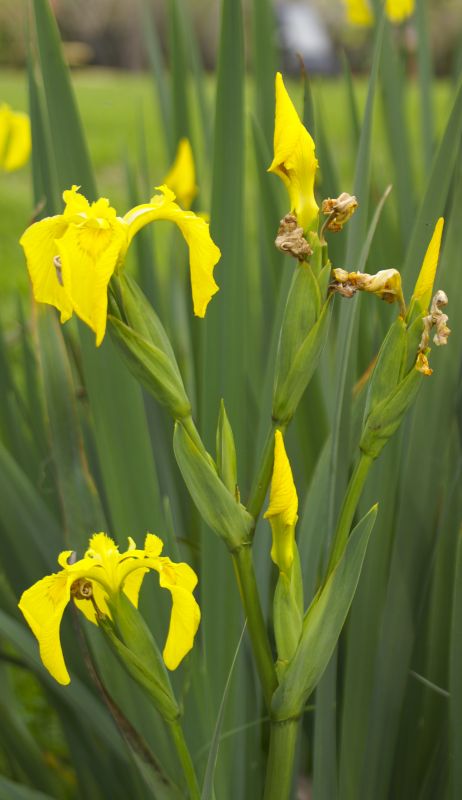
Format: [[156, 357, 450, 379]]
[[0, 68, 454, 326]]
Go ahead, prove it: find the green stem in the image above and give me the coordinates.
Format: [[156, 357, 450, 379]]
[[232, 545, 278, 709], [168, 719, 200, 800], [326, 451, 374, 576], [247, 421, 286, 523], [263, 718, 300, 800]]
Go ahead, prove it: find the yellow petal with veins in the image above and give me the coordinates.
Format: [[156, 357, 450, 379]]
[[268, 73, 319, 232], [124, 186, 220, 317], [18, 572, 73, 685], [20, 217, 74, 323], [57, 220, 127, 346]]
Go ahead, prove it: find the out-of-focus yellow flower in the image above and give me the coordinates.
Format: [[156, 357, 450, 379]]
[[163, 138, 198, 210], [345, 0, 414, 25], [268, 73, 319, 233], [18, 532, 201, 685], [264, 431, 298, 574], [345, 0, 373, 26], [20, 185, 220, 345], [0, 103, 31, 172], [386, 0, 415, 23]]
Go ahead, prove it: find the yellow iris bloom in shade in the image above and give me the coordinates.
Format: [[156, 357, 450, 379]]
[[163, 138, 198, 210], [268, 73, 319, 233], [20, 185, 220, 345], [18, 532, 201, 686], [264, 430, 299, 574], [0, 104, 31, 171]]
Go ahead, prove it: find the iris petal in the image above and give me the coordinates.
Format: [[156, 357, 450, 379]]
[[57, 221, 127, 345], [124, 186, 221, 317], [20, 217, 74, 323], [18, 572, 72, 685], [158, 563, 201, 670]]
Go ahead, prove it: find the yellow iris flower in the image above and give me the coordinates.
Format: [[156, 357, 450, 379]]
[[0, 103, 31, 172], [18, 532, 201, 686], [163, 138, 198, 210], [345, 0, 414, 25], [20, 184, 220, 345], [268, 73, 319, 234], [264, 430, 299, 575]]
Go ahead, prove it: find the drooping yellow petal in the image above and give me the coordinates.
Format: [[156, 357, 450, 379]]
[[344, 0, 373, 25], [158, 561, 201, 670], [57, 219, 127, 346], [268, 73, 319, 232], [163, 138, 198, 210], [264, 431, 298, 527], [124, 186, 221, 317], [18, 572, 72, 685], [411, 218, 444, 312], [386, 0, 414, 23], [0, 106, 31, 172], [19, 217, 74, 323]]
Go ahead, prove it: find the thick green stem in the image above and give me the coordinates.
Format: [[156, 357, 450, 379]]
[[247, 421, 286, 523], [263, 718, 300, 800], [232, 545, 278, 709], [168, 719, 200, 800], [326, 451, 374, 576]]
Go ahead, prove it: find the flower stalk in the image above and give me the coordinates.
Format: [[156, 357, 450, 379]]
[[263, 718, 300, 800], [232, 544, 278, 709]]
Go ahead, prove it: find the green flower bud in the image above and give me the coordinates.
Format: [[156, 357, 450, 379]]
[[216, 400, 238, 496], [173, 422, 253, 550], [273, 261, 332, 425], [108, 275, 191, 419]]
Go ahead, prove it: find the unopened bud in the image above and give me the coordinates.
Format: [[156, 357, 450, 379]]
[[321, 192, 358, 234], [275, 213, 312, 261]]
